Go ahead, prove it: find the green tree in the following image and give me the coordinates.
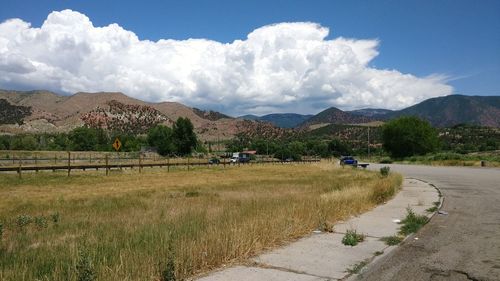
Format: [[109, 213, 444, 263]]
[[69, 127, 98, 151], [328, 139, 351, 157], [226, 133, 251, 153], [172, 117, 197, 155], [95, 128, 110, 151], [147, 125, 174, 156], [382, 116, 440, 158], [11, 135, 38, 150], [50, 133, 70, 151], [288, 141, 305, 159], [0, 135, 11, 150]]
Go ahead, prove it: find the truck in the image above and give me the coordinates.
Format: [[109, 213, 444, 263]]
[[230, 152, 251, 163], [339, 156, 369, 168]]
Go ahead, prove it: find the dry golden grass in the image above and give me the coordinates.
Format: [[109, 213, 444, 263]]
[[0, 162, 401, 280]]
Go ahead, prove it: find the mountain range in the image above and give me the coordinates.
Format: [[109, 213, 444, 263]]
[[382, 95, 500, 127], [263, 95, 500, 129], [1, 90, 499, 141], [0, 90, 286, 141]]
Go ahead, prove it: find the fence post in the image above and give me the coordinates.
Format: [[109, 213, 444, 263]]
[[223, 158, 226, 168], [118, 152, 122, 171], [187, 157, 190, 171], [139, 155, 142, 173], [18, 159, 22, 179], [67, 151, 71, 177], [167, 157, 170, 172], [105, 154, 109, 176], [35, 154, 38, 173]]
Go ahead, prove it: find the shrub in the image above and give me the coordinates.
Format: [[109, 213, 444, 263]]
[[17, 215, 33, 228], [76, 249, 95, 281], [380, 166, 390, 177], [399, 208, 428, 235], [34, 216, 48, 229], [342, 229, 365, 246]]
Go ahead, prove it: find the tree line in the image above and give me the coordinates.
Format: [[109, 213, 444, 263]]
[[0, 117, 199, 156], [1, 115, 497, 159]]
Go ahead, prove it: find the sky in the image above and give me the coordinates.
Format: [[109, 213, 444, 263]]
[[0, 0, 498, 115]]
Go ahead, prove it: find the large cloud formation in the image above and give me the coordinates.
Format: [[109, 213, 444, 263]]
[[0, 10, 452, 115]]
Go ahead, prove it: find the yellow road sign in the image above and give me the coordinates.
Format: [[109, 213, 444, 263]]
[[112, 138, 122, 151]]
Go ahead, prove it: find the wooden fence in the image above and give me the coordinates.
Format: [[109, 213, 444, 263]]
[[0, 152, 321, 177]]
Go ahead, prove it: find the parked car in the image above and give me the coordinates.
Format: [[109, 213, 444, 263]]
[[238, 157, 250, 163], [340, 156, 358, 166], [208, 158, 220, 164]]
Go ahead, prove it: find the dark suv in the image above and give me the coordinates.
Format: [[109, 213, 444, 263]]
[[340, 156, 358, 166]]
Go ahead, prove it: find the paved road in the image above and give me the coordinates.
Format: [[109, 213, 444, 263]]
[[356, 164, 500, 281]]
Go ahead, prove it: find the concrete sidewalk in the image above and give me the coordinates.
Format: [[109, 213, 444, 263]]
[[197, 178, 440, 281]]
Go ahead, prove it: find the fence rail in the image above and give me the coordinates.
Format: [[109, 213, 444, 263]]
[[0, 155, 321, 177]]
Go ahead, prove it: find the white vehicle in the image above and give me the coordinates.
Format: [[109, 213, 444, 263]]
[[230, 152, 240, 163]]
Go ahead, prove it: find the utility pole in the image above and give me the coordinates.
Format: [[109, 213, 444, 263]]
[[367, 127, 371, 159]]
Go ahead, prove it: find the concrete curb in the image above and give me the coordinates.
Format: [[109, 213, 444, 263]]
[[345, 178, 445, 280]]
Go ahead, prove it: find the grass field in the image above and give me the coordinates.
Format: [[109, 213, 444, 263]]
[[0, 162, 401, 280]]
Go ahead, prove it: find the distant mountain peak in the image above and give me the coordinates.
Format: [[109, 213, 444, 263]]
[[239, 113, 313, 128], [299, 106, 373, 129]]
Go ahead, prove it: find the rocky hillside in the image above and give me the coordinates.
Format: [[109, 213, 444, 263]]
[[239, 113, 313, 128], [81, 100, 171, 134], [0, 90, 281, 140], [192, 108, 232, 121], [0, 99, 31, 125], [299, 107, 374, 129]]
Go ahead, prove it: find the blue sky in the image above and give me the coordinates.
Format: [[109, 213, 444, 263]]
[[0, 0, 498, 114]]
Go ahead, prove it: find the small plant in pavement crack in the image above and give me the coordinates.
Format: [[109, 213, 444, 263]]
[[399, 207, 428, 236], [342, 229, 365, 246], [347, 260, 368, 274], [381, 235, 403, 246]]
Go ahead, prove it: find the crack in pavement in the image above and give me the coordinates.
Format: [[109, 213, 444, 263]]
[[250, 262, 334, 280], [427, 268, 480, 281]]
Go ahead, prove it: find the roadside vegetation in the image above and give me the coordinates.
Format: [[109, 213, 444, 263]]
[[399, 208, 429, 236], [0, 117, 200, 156], [0, 162, 401, 280], [381, 235, 404, 246], [342, 229, 365, 246], [369, 151, 500, 167]]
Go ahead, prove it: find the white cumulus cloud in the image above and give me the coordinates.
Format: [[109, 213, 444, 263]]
[[0, 9, 453, 115]]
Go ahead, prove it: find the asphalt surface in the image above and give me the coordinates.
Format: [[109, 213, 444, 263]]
[[355, 164, 500, 281]]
